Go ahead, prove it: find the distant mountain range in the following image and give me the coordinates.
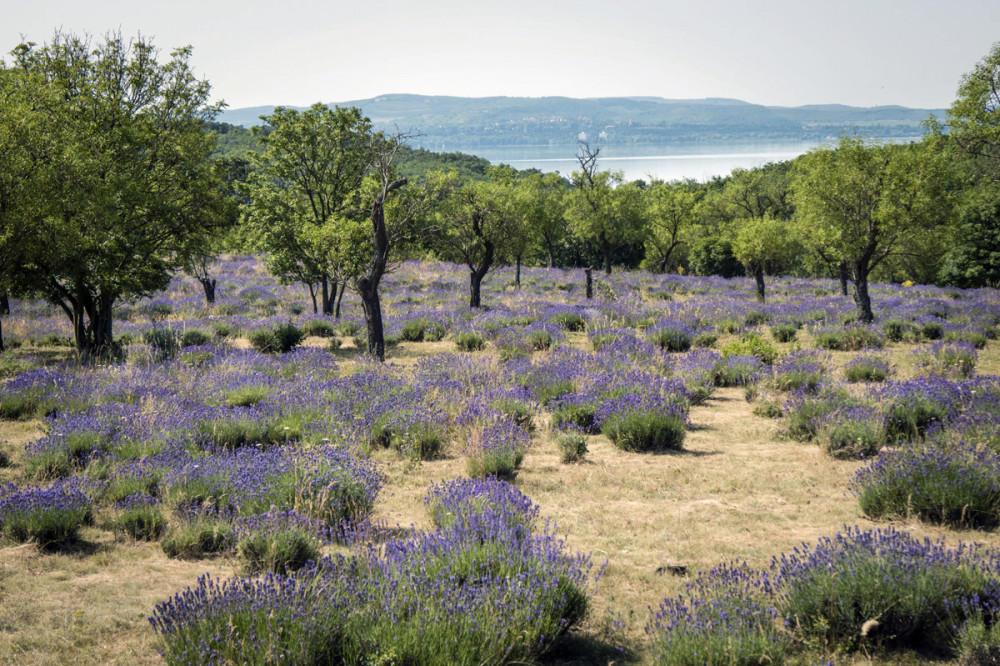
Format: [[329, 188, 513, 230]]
[[219, 94, 941, 150]]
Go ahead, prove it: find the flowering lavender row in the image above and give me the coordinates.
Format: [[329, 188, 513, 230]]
[[647, 526, 1000, 662], [151, 477, 600, 666]]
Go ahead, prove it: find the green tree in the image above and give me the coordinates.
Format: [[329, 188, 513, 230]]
[[642, 180, 700, 273], [948, 42, 1000, 178], [243, 104, 371, 315], [938, 183, 1000, 288], [0, 31, 225, 356], [516, 171, 569, 269], [567, 142, 646, 277], [432, 167, 518, 308], [732, 215, 793, 302], [792, 136, 950, 322]]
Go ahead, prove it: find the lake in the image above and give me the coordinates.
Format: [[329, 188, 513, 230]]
[[446, 139, 914, 183]]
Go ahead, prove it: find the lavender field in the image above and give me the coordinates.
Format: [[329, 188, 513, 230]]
[[3, 256, 1000, 665]]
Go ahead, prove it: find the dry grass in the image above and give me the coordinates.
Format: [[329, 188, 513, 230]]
[[2, 335, 1000, 664]]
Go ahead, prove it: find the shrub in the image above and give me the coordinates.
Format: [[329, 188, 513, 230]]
[[646, 323, 693, 353], [491, 397, 534, 430], [911, 340, 978, 379], [775, 527, 1000, 654], [852, 441, 1000, 529], [301, 318, 336, 338], [882, 318, 910, 342], [400, 318, 433, 342], [721, 332, 779, 365], [551, 399, 597, 433], [881, 378, 965, 443], [210, 321, 232, 338], [524, 328, 553, 351], [233, 510, 326, 575], [646, 561, 789, 665], [161, 519, 234, 559], [143, 327, 181, 359], [713, 354, 765, 387], [770, 322, 798, 342], [454, 331, 485, 352], [152, 481, 596, 666], [693, 331, 718, 348], [0, 479, 93, 547], [813, 325, 884, 351], [819, 407, 884, 459], [844, 354, 892, 382], [555, 432, 588, 463], [248, 322, 304, 354], [111, 497, 167, 541], [957, 617, 1000, 666], [770, 350, 827, 393], [463, 422, 531, 479], [180, 329, 212, 347], [784, 387, 860, 442], [752, 399, 783, 419], [596, 395, 688, 453]]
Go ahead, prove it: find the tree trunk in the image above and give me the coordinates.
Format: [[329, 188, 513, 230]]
[[0, 312, 5, 353], [199, 278, 216, 305], [838, 262, 849, 296], [335, 281, 345, 318], [0, 293, 9, 316], [321, 276, 334, 315], [752, 266, 766, 302], [602, 246, 613, 275], [74, 297, 116, 358], [852, 262, 874, 323], [356, 175, 406, 362], [585, 268, 594, 299], [470, 269, 485, 309], [514, 255, 522, 288], [547, 247, 556, 269], [307, 283, 318, 314], [359, 280, 385, 361]]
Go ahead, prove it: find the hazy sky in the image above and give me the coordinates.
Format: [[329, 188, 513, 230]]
[[4, 0, 999, 111]]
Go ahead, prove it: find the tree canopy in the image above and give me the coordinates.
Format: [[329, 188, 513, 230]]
[[0, 31, 225, 355]]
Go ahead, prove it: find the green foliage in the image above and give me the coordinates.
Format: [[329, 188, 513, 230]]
[[602, 411, 686, 452], [247, 322, 305, 354], [770, 323, 798, 342], [112, 504, 167, 541], [556, 433, 588, 463], [161, 520, 234, 560], [0, 32, 228, 354], [243, 104, 372, 296], [235, 528, 321, 576], [180, 329, 212, 348], [566, 143, 647, 273], [551, 403, 596, 433], [689, 237, 741, 278], [301, 319, 336, 338], [820, 421, 884, 459], [721, 333, 780, 365], [948, 42, 1000, 177], [939, 184, 1000, 288], [454, 331, 485, 352]]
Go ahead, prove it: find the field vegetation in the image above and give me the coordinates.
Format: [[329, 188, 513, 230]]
[[3, 30, 1000, 666]]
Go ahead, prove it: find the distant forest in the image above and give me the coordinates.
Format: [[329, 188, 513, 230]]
[[219, 95, 940, 150]]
